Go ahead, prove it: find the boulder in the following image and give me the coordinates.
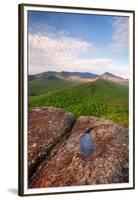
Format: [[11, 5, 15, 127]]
[[29, 111, 128, 188], [28, 107, 75, 178]]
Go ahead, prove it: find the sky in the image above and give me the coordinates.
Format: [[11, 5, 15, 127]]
[[28, 10, 129, 78]]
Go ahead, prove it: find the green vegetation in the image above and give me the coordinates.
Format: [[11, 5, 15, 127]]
[[28, 79, 81, 96], [29, 79, 128, 127]]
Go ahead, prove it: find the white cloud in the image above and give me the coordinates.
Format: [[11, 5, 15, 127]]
[[110, 17, 129, 53], [29, 33, 129, 78], [29, 33, 94, 72]]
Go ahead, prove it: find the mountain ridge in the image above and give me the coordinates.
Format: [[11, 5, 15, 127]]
[[100, 72, 128, 85], [28, 71, 128, 84]]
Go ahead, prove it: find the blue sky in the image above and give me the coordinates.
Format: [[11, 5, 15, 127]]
[[28, 10, 129, 78]]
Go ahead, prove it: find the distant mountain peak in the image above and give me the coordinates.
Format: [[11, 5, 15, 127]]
[[99, 71, 128, 85], [101, 72, 116, 77]]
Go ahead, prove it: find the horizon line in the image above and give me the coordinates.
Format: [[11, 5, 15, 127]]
[[28, 70, 129, 79]]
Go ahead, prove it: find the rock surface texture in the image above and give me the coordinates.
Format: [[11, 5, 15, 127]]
[[28, 107, 75, 178], [28, 107, 128, 188]]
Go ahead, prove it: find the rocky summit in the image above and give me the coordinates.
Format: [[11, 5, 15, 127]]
[[28, 107, 128, 188]]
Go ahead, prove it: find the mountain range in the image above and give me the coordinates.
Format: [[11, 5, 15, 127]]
[[28, 71, 128, 85]]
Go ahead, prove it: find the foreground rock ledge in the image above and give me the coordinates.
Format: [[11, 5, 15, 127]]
[[28, 107, 75, 178], [28, 107, 128, 188]]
